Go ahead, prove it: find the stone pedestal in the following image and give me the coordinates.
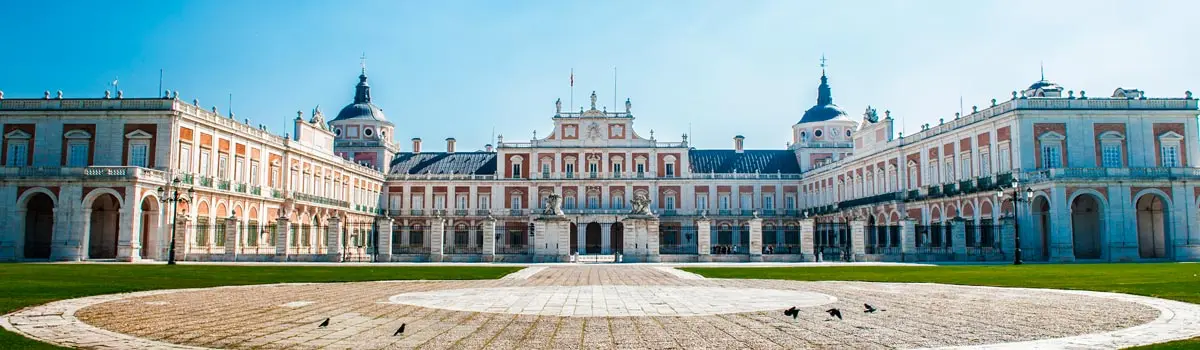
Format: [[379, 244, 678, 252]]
[[376, 217, 393, 262], [325, 217, 343, 262], [900, 219, 916, 257], [748, 216, 763, 261], [274, 217, 291, 261], [999, 217, 1015, 257], [950, 217, 967, 259], [534, 215, 571, 262], [696, 218, 712, 261], [850, 219, 866, 261], [223, 216, 241, 261], [172, 215, 190, 262], [622, 216, 661, 263], [799, 219, 815, 262], [430, 216, 446, 262], [482, 217, 497, 262]]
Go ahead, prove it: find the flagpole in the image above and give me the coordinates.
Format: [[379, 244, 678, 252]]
[[570, 68, 574, 112], [613, 66, 617, 113], [158, 69, 163, 97]]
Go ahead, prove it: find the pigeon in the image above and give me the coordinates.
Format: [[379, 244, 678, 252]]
[[783, 306, 798, 319], [826, 308, 843, 320], [864, 303, 879, 313], [318, 318, 330, 328], [393, 323, 406, 336]]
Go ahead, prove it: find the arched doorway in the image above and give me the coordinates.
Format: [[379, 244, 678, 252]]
[[23, 193, 55, 259], [585, 222, 601, 254], [1136, 194, 1168, 259], [1070, 194, 1102, 259], [88, 194, 121, 259], [1031, 196, 1051, 260], [611, 222, 624, 253], [569, 223, 578, 253], [140, 197, 160, 260]]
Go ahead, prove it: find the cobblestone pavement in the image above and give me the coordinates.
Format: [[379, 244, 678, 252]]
[[4, 265, 1199, 349]]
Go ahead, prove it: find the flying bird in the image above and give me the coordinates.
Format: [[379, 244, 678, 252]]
[[864, 304, 879, 313], [783, 306, 797, 319], [318, 318, 330, 328], [393, 323, 406, 336], [826, 308, 842, 320]]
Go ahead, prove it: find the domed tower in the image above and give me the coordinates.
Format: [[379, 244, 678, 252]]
[[328, 67, 399, 171], [790, 70, 858, 172]]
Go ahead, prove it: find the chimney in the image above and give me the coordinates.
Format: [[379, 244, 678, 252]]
[[446, 137, 456, 153], [485, 144, 493, 152], [734, 135, 745, 153], [412, 138, 422, 154]]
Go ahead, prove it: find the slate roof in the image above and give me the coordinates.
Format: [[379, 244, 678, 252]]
[[387, 152, 497, 175], [688, 150, 801, 174]]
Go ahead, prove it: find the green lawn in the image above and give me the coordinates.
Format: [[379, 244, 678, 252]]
[[683, 263, 1200, 350], [0, 264, 522, 349]]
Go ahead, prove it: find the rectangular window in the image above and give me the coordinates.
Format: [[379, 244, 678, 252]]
[[179, 145, 191, 172], [979, 152, 991, 177], [199, 150, 211, 175], [129, 142, 149, 168], [719, 195, 730, 209], [1041, 144, 1062, 169], [269, 167, 279, 187], [665, 196, 676, 210], [541, 163, 550, 177], [67, 142, 89, 167], [636, 163, 645, 174], [234, 157, 245, 183], [565, 163, 574, 174], [1162, 145, 1180, 167], [510, 195, 521, 209], [665, 163, 675, 177], [960, 154, 972, 179], [456, 195, 467, 209], [411, 195, 424, 209], [928, 161, 938, 185], [217, 154, 229, 178], [698, 195, 709, 209], [1102, 143, 1122, 168], [908, 166, 918, 188], [587, 196, 600, 209], [249, 161, 260, 185], [6, 142, 28, 166], [588, 163, 598, 173], [612, 195, 624, 209], [785, 196, 796, 209], [511, 164, 521, 178], [612, 163, 622, 173], [998, 145, 1011, 172], [942, 158, 953, 183], [763, 196, 774, 209], [740, 194, 752, 209], [478, 195, 490, 209], [434, 195, 446, 210]]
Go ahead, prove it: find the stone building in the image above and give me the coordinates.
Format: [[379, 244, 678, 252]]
[[0, 67, 1196, 262]]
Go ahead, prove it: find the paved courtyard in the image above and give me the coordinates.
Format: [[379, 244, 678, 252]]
[[5, 265, 1200, 349]]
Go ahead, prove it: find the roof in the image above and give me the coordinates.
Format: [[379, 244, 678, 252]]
[[332, 73, 389, 122], [688, 149, 801, 174], [387, 152, 497, 175]]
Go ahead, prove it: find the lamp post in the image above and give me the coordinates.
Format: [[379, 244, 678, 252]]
[[158, 179, 195, 265], [995, 178, 1033, 265]]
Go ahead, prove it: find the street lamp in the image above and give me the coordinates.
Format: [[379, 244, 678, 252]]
[[158, 179, 195, 265], [995, 178, 1033, 265]]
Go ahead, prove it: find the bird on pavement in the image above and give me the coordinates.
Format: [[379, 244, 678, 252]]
[[864, 303, 883, 313], [393, 323, 406, 336], [318, 318, 330, 328], [783, 306, 798, 319], [826, 308, 843, 320]]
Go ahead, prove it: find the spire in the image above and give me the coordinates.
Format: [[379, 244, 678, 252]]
[[816, 68, 833, 106], [360, 53, 368, 75], [1040, 61, 1045, 81], [354, 59, 371, 104]]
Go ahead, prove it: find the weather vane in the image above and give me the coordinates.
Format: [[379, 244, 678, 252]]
[[360, 53, 368, 74]]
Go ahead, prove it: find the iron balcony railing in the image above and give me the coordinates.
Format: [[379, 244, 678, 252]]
[[942, 182, 957, 196], [1023, 167, 1200, 183], [293, 192, 349, 208]]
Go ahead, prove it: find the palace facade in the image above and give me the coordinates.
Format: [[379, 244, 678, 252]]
[[1, 68, 1197, 263]]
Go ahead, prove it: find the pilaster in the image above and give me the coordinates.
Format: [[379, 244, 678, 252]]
[[430, 216, 445, 262], [325, 216, 343, 262], [376, 217, 393, 262], [748, 216, 763, 261], [482, 217, 497, 262], [799, 218, 815, 262], [223, 215, 240, 261], [900, 219, 916, 257], [950, 217, 966, 259], [274, 217, 291, 261], [999, 217, 1015, 256], [696, 217, 711, 260], [850, 219, 866, 261]]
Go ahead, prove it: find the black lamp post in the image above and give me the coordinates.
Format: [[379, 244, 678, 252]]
[[158, 179, 195, 265], [996, 178, 1033, 265]]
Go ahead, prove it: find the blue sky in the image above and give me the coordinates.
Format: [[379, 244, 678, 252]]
[[1, 0, 1197, 150]]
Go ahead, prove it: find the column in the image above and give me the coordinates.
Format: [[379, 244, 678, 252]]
[[325, 216, 343, 262], [697, 217, 711, 260], [748, 216, 763, 261], [377, 217, 393, 262], [482, 217, 497, 262], [223, 216, 241, 261], [430, 216, 445, 262], [274, 217, 291, 261], [850, 219, 866, 261], [1048, 184, 1074, 262], [900, 219, 916, 257], [950, 217, 966, 259], [116, 187, 138, 262], [799, 218, 815, 262]]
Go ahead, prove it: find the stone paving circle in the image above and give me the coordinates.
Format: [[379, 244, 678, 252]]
[[3, 264, 1200, 349]]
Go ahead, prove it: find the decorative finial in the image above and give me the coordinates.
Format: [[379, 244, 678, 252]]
[[43, 90, 50, 99], [532, 130, 537, 139], [625, 98, 631, 113], [1187, 90, 1194, 99], [0, 90, 4, 99], [1080, 90, 1086, 99], [603, 106, 607, 114], [297, 110, 303, 119], [1012, 91, 1018, 99], [117, 90, 123, 99], [991, 98, 997, 106], [360, 52, 367, 75], [164, 90, 170, 98], [1068, 90, 1074, 98], [172, 90, 179, 99], [1040, 61, 1045, 81], [650, 129, 655, 139], [193, 98, 199, 106], [820, 53, 828, 74], [555, 98, 561, 114], [590, 91, 597, 110], [972, 105, 977, 113], [885, 110, 891, 119], [954, 112, 960, 119], [104, 90, 111, 99], [56, 90, 63, 99]]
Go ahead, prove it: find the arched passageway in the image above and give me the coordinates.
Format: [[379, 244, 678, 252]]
[[569, 222, 578, 253], [1070, 195, 1102, 259], [1031, 196, 1051, 260], [585, 222, 602, 254], [88, 194, 121, 259], [23, 193, 55, 259], [1136, 195, 1168, 259], [140, 197, 161, 260]]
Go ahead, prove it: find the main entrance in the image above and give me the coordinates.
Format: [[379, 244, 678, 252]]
[[23, 193, 55, 259], [585, 222, 602, 254]]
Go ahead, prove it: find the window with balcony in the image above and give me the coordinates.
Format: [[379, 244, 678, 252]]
[[434, 195, 446, 210], [217, 154, 229, 179], [587, 195, 600, 209], [907, 164, 918, 188], [1097, 131, 1124, 168], [478, 195, 490, 209], [564, 196, 576, 209], [1039, 132, 1065, 169], [785, 196, 796, 209], [998, 144, 1011, 172], [129, 141, 150, 168], [199, 150, 211, 176], [179, 145, 191, 172], [541, 163, 550, 178], [763, 195, 774, 209], [269, 167, 279, 187], [697, 195, 709, 210], [942, 157, 953, 183], [5, 141, 28, 166], [740, 194, 752, 210], [612, 194, 625, 209], [927, 161, 938, 185], [612, 162, 622, 174], [960, 154, 972, 179], [250, 161, 260, 185], [665, 195, 676, 210], [565, 163, 575, 177], [234, 157, 245, 183], [456, 195, 468, 209], [665, 163, 675, 177], [412, 195, 424, 210], [509, 195, 521, 209], [511, 163, 522, 179], [67, 141, 89, 167], [719, 195, 730, 209]]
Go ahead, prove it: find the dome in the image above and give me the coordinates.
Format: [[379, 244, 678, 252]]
[[798, 72, 850, 124], [1027, 79, 1061, 91], [332, 73, 389, 122]]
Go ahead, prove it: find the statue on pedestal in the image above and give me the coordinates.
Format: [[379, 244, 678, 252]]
[[629, 193, 652, 216], [542, 194, 564, 216]]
